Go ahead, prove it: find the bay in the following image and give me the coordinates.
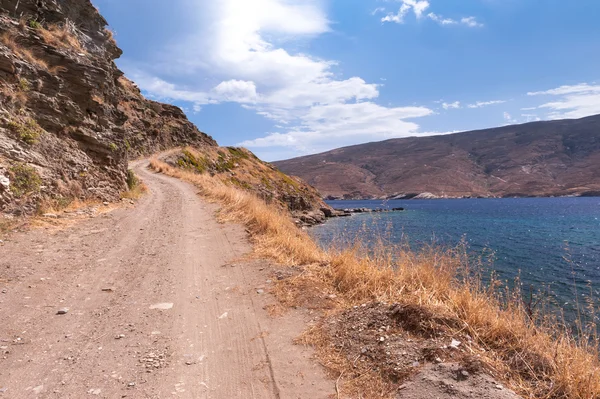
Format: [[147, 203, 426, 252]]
[[311, 197, 600, 322]]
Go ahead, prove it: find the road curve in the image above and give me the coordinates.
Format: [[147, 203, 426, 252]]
[[0, 160, 332, 398]]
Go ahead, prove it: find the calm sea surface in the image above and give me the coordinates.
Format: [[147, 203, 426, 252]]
[[311, 198, 600, 319]]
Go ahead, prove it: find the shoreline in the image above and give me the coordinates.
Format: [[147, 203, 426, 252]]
[[324, 193, 600, 201]]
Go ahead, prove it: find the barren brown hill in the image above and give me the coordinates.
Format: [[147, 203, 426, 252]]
[[274, 114, 600, 199]]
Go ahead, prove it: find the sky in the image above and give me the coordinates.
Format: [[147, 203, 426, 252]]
[[93, 0, 600, 161]]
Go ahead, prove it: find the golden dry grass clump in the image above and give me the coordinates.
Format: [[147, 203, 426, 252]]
[[0, 31, 49, 70], [150, 156, 600, 399], [38, 23, 85, 53]]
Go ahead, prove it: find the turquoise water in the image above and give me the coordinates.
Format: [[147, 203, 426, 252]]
[[311, 198, 600, 321]]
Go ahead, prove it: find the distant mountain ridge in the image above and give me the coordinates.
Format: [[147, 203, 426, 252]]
[[274, 114, 600, 199]]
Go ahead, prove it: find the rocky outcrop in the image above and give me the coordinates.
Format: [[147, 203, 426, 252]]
[[0, 0, 215, 214]]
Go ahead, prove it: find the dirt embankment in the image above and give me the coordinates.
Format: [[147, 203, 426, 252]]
[[0, 161, 333, 398]]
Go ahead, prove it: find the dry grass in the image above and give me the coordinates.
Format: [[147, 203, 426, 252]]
[[91, 94, 105, 105], [0, 32, 49, 70], [150, 157, 600, 399], [104, 28, 117, 46], [38, 23, 85, 53], [121, 181, 148, 200], [0, 83, 28, 107]]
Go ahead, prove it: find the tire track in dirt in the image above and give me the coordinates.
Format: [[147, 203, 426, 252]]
[[0, 160, 332, 398]]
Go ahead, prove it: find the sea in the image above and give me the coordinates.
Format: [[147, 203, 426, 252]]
[[311, 197, 600, 323]]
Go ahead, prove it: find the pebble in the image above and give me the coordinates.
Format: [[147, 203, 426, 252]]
[[379, 336, 385, 342], [56, 308, 69, 315], [128, 382, 136, 387], [450, 339, 461, 349], [256, 289, 264, 294], [434, 357, 443, 363], [149, 303, 173, 310], [103, 202, 110, 206], [115, 334, 125, 340], [1, 289, 6, 294], [495, 384, 503, 390]]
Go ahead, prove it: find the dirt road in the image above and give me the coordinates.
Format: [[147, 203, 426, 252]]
[[0, 161, 333, 398]]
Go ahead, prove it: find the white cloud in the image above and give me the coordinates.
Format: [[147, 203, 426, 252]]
[[382, 2, 483, 28], [521, 114, 541, 122], [461, 17, 484, 28], [381, 2, 413, 23], [467, 100, 506, 108], [122, 0, 434, 159], [503, 111, 517, 124], [213, 80, 258, 103], [527, 83, 600, 119], [442, 101, 461, 110], [427, 13, 457, 25], [239, 102, 433, 153]]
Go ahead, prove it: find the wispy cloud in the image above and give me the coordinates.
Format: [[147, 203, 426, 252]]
[[461, 17, 484, 28], [527, 83, 600, 119], [503, 111, 517, 123], [442, 101, 461, 110], [467, 100, 506, 108], [381, 1, 483, 28]]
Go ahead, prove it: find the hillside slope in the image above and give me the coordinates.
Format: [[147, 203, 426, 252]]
[[274, 115, 600, 199], [0, 0, 216, 215], [161, 146, 332, 226]]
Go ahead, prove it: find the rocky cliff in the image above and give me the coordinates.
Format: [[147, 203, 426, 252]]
[[275, 115, 600, 199], [0, 0, 216, 215]]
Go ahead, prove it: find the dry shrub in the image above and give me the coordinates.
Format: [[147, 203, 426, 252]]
[[0, 32, 49, 70], [104, 28, 116, 46], [38, 23, 85, 53], [121, 181, 148, 200], [150, 157, 600, 399], [0, 83, 28, 107]]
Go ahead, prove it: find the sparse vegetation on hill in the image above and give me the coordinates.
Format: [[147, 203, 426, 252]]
[[151, 157, 600, 399], [274, 115, 600, 199], [161, 146, 331, 225]]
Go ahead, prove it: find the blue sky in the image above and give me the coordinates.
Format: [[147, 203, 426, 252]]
[[93, 0, 600, 161]]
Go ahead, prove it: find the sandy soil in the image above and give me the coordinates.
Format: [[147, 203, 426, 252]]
[[0, 161, 333, 398]]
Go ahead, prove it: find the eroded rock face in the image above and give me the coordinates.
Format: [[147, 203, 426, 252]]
[[0, 0, 216, 213]]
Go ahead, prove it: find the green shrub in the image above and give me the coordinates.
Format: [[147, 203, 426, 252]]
[[19, 78, 31, 91], [109, 142, 118, 152], [179, 149, 208, 173], [7, 118, 43, 145], [29, 20, 42, 29], [126, 169, 139, 190], [8, 163, 41, 198]]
